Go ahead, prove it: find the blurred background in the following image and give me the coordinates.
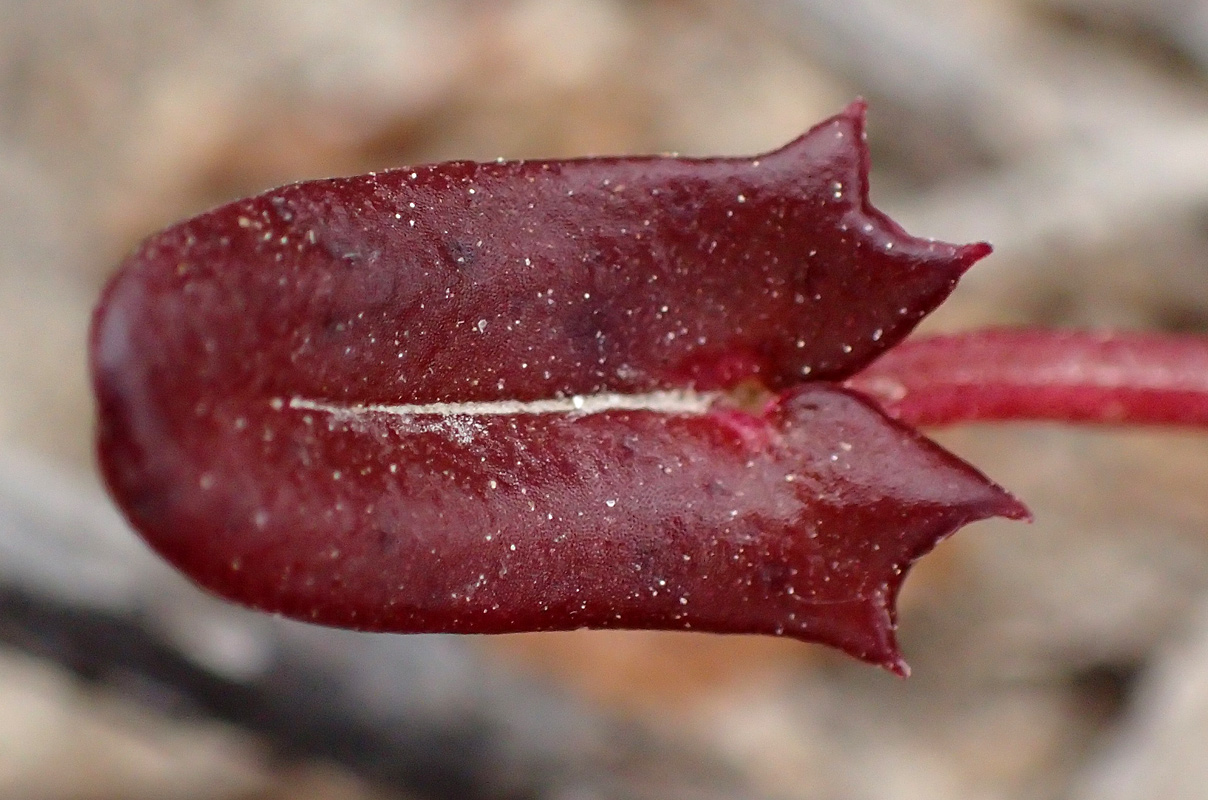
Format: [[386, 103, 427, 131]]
[[3, 1, 1208, 798]]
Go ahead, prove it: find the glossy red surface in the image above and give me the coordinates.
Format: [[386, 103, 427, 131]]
[[91, 103, 1025, 672]]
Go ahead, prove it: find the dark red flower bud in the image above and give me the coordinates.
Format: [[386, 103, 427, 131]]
[[92, 102, 1025, 674]]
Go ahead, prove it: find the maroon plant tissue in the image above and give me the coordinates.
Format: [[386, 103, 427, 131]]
[[91, 102, 1028, 674]]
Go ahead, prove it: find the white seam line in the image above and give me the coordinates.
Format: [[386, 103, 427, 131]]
[[287, 390, 720, 418]]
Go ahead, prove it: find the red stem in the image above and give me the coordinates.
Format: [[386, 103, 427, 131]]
[[844, 329, 1208, 427]]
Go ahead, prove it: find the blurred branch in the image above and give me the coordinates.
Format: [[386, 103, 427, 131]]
[[1073, 600, 1208, 800], [0, 451, 762, 800], [1036, 0, 1208, 72], [895, 117, 1208, 265], [764, 0, 1208, 311], [762, 0, 1060, 164]]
